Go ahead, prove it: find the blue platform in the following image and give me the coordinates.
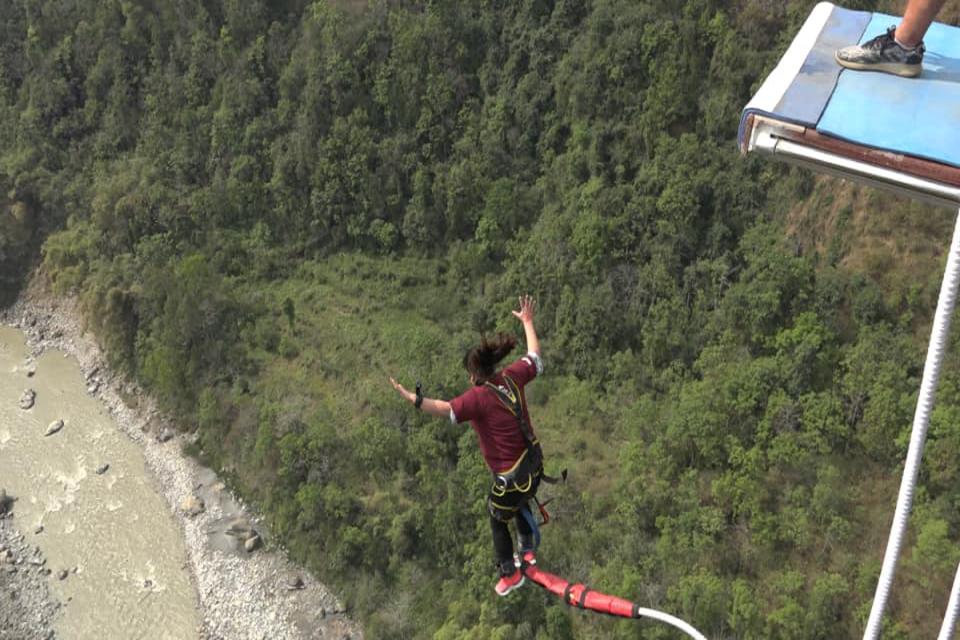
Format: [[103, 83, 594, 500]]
[[739, 2, 960, 169]]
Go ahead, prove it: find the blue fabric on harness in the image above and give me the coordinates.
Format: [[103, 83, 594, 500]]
[[520, 502, 541, 550]]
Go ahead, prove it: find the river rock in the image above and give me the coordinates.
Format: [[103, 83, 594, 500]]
[[95, 464, 109, 475], [285, 575, 304, 590], [44, 420, 64, 437], [244, 534, 261, 553], [19, 389, 36, 410], [181, 495, 205, 517]]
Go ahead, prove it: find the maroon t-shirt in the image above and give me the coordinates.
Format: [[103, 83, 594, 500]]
[[450, 355, 540, 473]]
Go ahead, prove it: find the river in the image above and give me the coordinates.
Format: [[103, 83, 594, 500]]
[[0, 325, 200, 639]]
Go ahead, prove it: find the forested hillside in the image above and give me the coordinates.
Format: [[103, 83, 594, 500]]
[[2, 0, 960, 637]]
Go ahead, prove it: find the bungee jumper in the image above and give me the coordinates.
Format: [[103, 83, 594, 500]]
[[389, 296, 710, 638], [390, 294, 546, 596]]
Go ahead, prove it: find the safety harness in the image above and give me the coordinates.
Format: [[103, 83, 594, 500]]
[[484, 376, 565, 487], [484, 375, 566, 529]]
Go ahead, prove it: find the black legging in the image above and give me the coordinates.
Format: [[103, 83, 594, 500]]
[[491, 508, 536, 575], [488, 466, 542, 576]]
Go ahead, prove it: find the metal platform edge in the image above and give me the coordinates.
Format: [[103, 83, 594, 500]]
[[746, 118, 960, 210]]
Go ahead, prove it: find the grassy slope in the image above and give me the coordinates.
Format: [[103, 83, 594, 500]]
[[240, 251, 624, 511]]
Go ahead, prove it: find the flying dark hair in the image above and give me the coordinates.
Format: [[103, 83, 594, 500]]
[[463, 333, 517, 385]]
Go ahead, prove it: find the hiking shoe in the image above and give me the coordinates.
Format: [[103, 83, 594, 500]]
[[514, 549, 537, 568], [835, 26, 924, 77], [494, 568, 525, 596]]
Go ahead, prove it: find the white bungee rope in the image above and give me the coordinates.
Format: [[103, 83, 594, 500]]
[[938, 562, 960, 640], [863, 207, 960, 640], [636, 607, 709, 640]]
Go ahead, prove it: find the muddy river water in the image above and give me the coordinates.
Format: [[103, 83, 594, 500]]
[[0, 325, 199, 638]]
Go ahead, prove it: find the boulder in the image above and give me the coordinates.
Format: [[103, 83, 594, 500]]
[[44, 420, 64, 437], [244, 534, 261, 553], [181, 495, 205, 517], [57, 569, 68, 581], [285, 575, 304, 590], [95, 464, 109, 475], [157, 428, 174, 443], [19, 389, 36, 410]]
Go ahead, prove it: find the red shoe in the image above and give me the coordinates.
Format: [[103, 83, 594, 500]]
[[513, 549, 537, 568], [494, 568, 525, 596]]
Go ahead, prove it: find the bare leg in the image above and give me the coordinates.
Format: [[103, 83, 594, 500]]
[[896, 0, 948, 47]]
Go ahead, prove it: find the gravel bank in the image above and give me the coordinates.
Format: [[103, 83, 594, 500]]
[[1, 274, 360, 640], [0, 506, 60, 640]]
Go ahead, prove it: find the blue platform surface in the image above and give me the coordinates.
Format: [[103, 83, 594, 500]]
[[739, 2, 960, 169], [817, 14, 960, 168]]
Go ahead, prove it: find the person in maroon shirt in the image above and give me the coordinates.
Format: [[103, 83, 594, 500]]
[[390, 295, 544, 596]]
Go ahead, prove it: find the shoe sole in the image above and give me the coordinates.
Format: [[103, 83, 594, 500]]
[[835, 53, 921, 77], [495, 575, 525, 597]]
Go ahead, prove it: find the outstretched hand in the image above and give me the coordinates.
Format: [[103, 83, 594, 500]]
[[390, 377, 415, 404], [511, 294, 536, 324]]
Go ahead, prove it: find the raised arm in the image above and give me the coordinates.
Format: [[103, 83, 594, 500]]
[[511, 294, 540, 357], [389, 377, 451, 418]]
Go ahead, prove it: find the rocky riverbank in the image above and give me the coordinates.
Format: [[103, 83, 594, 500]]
[[1, 274, 360, 640], [0, 492, 60, 640]]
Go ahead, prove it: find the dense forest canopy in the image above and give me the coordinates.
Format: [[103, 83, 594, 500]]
[[2, 0, 960, 637]]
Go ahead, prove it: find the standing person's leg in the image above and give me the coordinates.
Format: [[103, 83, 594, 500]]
[[897, 0, 948, 47], [836, 0, 945, 77]]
